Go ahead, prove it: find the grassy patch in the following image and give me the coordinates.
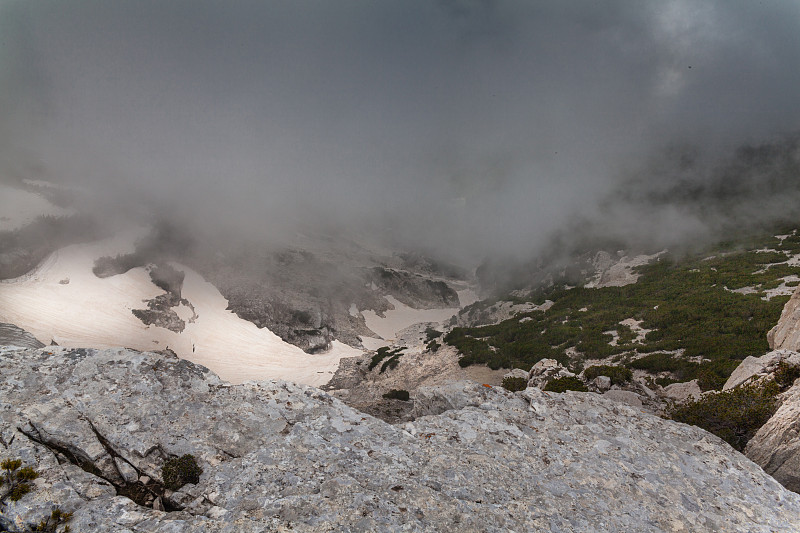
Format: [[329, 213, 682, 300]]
[[446, 230, 800, 388]]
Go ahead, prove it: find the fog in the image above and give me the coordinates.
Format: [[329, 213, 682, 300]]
[[2, 1, 800, 267]]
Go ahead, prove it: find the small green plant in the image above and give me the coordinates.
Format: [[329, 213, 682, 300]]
[[582, 365, 632, 385], [382, 389, 410, 401], [368, 346, 405, 371], [501, 376, 528, 392], [1, 458, 39, 502], [162, 454, 203, 491], [34, 507, 74, 532], [543, 376, 588, 393], [426, 340, 441, 352], [667, 381, 779, 451], [425, 327, 443, 342]]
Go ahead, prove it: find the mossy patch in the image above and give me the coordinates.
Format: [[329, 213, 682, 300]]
[[162, 454, 203, 491]]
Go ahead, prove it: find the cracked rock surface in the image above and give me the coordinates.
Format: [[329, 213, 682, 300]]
[[1, 346, 800, 532]]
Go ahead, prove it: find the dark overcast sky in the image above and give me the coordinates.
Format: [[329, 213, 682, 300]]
[[2, 1, 800, 262]]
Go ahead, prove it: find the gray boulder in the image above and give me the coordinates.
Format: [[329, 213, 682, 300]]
[[603, 389, 643, 407], [724, 350, 800, 390], [769, 284, 800, 350], [2, 346, 800, 532], [662, 380, 702, 402], [746, 382, 800, 492], [502, 368, 529, 382], [527, 358, 574, 389]]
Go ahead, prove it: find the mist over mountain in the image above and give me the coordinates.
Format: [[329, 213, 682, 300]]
[[2, 1, 800, 268]]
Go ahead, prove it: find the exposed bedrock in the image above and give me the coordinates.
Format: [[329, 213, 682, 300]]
[[1, 347, 799, 532]]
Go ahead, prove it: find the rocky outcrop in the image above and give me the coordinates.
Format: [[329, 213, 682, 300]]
[[2, 347, 799, 532], [662, 379, 702, 401], [366, 267, 460, 309], [325, 345, 506, 423], [455, 299, 551, 328], [0, 323, 44, 349], [768, 284, 800, 350], [131, 264, 197, 333], [747, 382, 800, 493], [527, 358, 574, 389], [724, 350, 800, 390], [584, 251, 664, 289]]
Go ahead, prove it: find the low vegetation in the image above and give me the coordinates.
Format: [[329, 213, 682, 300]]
[[162, 454, 203, 491], [382, 389, 410, 401], [446, 229, 800, 389], [773, 361, 800, 389], [501, 376, 528, 392], [368, 346, 405, 373], [667, 360, 800, 450], [667, 382, 779, 451], [425, 328, 443, 352], [582, 365, 632, 385], [543, 376, 588, 393], [0, 458, 74, 531], [34, 508, 74, 532], [1, 458, 39, 502]]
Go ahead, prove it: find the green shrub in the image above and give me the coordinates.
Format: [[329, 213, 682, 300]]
[[543, 376, 588, 393], [1, 458, 39, 502], [502, 376, 528, 392], [627, 352, 680, 372], [773, 361, 800, 390], [667, 382, 779, 451], [447, 230, 796, 380], [383, 389, 410, 401], [583, 365, 632, 385], [425, 327, 443, 342], [369, 346, 404, 372], [162, 454, 203, 491], [34, 508, 73, 532]]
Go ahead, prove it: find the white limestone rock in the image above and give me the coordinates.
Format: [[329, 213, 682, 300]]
[[593, 375, 612, 391], [662, 380, 702, 402], [1, 346, 800, 532], [503, 368, 530, 381], [603, 389, 643, 407], [527, 358, 574, 389], [723, 350, 800, 390], [747, 382, 800, 493], [769, 284, 800, 350]]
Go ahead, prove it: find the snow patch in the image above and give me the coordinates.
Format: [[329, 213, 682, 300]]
[[0, 232, 357, 386], [361, 295, 458, 341]]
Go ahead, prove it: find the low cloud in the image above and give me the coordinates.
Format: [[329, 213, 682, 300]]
[[2, 1, 799, 266]]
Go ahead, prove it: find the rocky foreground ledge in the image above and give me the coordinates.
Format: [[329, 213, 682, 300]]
[[1, 347, 799, 532]]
